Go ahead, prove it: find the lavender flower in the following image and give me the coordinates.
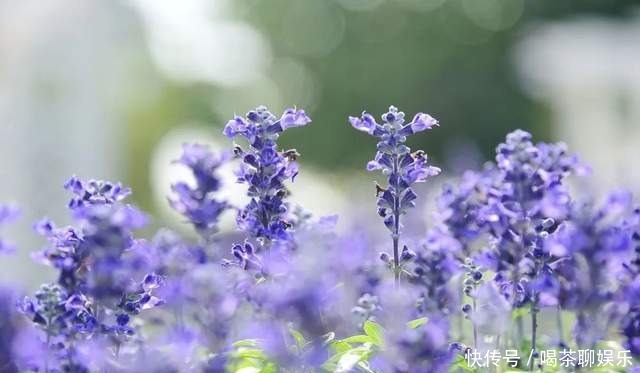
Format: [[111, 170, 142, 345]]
[[170, 144, 228, 240], [380, 317, 453, 373], [434, 168, 501, 258], [33, 176, 139, 292], [619, 208, 640, 357], [0, 204, 20, 254], [72, 203, 148, 301], [64, 176, 131, 210], [350, 106, 440, 282], [476, 131, 579, 356], [622, 305, 640, 357], [18, 283, 95, 372], [548, 192, 635, 348], [224, 106, 311, 246], [409, 235, 460, 316], [8, 107, 640, 372], [22, 177, 163, 372], [0, 287, 19, 372]]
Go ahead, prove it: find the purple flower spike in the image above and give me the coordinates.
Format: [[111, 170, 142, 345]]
[[224, 106, 311, 245], [171, 143, 228, 239], [0, 203, 20, 254], [64, 176, 131, 210], [349, 105, 440, 283]]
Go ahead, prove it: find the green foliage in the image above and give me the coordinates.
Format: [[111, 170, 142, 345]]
[[323, 321, 385, 373], [406, 316, 429, 329], [288, 324, 310, 354], [226, 339, 278, 373], [362, 321, 384, 347]]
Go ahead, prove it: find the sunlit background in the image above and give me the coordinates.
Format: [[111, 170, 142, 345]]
[[1, 0, 639, 288]]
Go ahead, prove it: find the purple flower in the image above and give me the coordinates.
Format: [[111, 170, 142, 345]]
[[170, 143, 229, 240], [548, 192, 635, 347], [18, 283, 97, 346], [350, 106, 440, 282], [470, 131, 581, 309], [24, 177, 162, 371], [622, 304, 640, 356], [222, 241, 263, 271], [434, 168, 500, 257], [280, 107, 312, 129], [64, 176, 131, 210], [409, 236, 460, 316], [381, 317, 453, 373], [0, 204, 20, 224], [0, 204, 20, 254], [0, 287, 19, 372], [73, 203, 148, 301], [224, 106, 311, 245]]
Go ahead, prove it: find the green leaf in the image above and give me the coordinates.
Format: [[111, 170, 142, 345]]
[[232, 339, 260, 348], [236, 368, 261, 373], [336, 345, 374, 373], [363, 321, 384, 347], [330, 340, 352, 354], [511, 307, 529, 320], [288, 325, 308, 352], [406, 317, 429, 329], [340, 335, 373, 344]]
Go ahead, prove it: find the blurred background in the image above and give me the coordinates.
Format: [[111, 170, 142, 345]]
[[1, 0, 639, 288]]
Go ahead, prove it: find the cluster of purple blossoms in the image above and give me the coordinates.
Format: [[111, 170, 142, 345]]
[[548, 192, 635, 347], [350, 105, 440, 282], [0, 287, 19, 372], [64, 176, 131, 210], [409, 233, 460, 316], [170, 143, 229, 241], [478, 130, 579, 307], [620, 208, 640, 356], [19, 177, 163, 372], [386, 317, 454, 373], [223, 106, 311, 247], [5, 103, 640, 373], [0, 204, 20, 254]]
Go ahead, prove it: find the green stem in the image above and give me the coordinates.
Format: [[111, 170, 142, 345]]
[[530, 296, 538, 372], [392, 155, 401, 286], [516, 315, 524, 347], [473, 297, 479, 349], [556, 305, 564, 345], [45, 328, 51, 373]]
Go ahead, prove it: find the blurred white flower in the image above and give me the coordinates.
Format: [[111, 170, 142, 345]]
[[130, 0, 271, 87]]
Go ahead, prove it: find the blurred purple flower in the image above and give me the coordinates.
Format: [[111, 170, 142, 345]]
[[0, 204, 20, 254], [382, 316, 453, 373], [170, 143, 229, 240]]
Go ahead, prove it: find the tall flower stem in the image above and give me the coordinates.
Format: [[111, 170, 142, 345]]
[[392, 155, 401, 285], [349, 106, 440, 286], [516, 316, 524, 348], [556, 305, 564, 345], [530, 295, 538, 372], [45, 322, 51, 373], [472, 298, 478, 349]]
